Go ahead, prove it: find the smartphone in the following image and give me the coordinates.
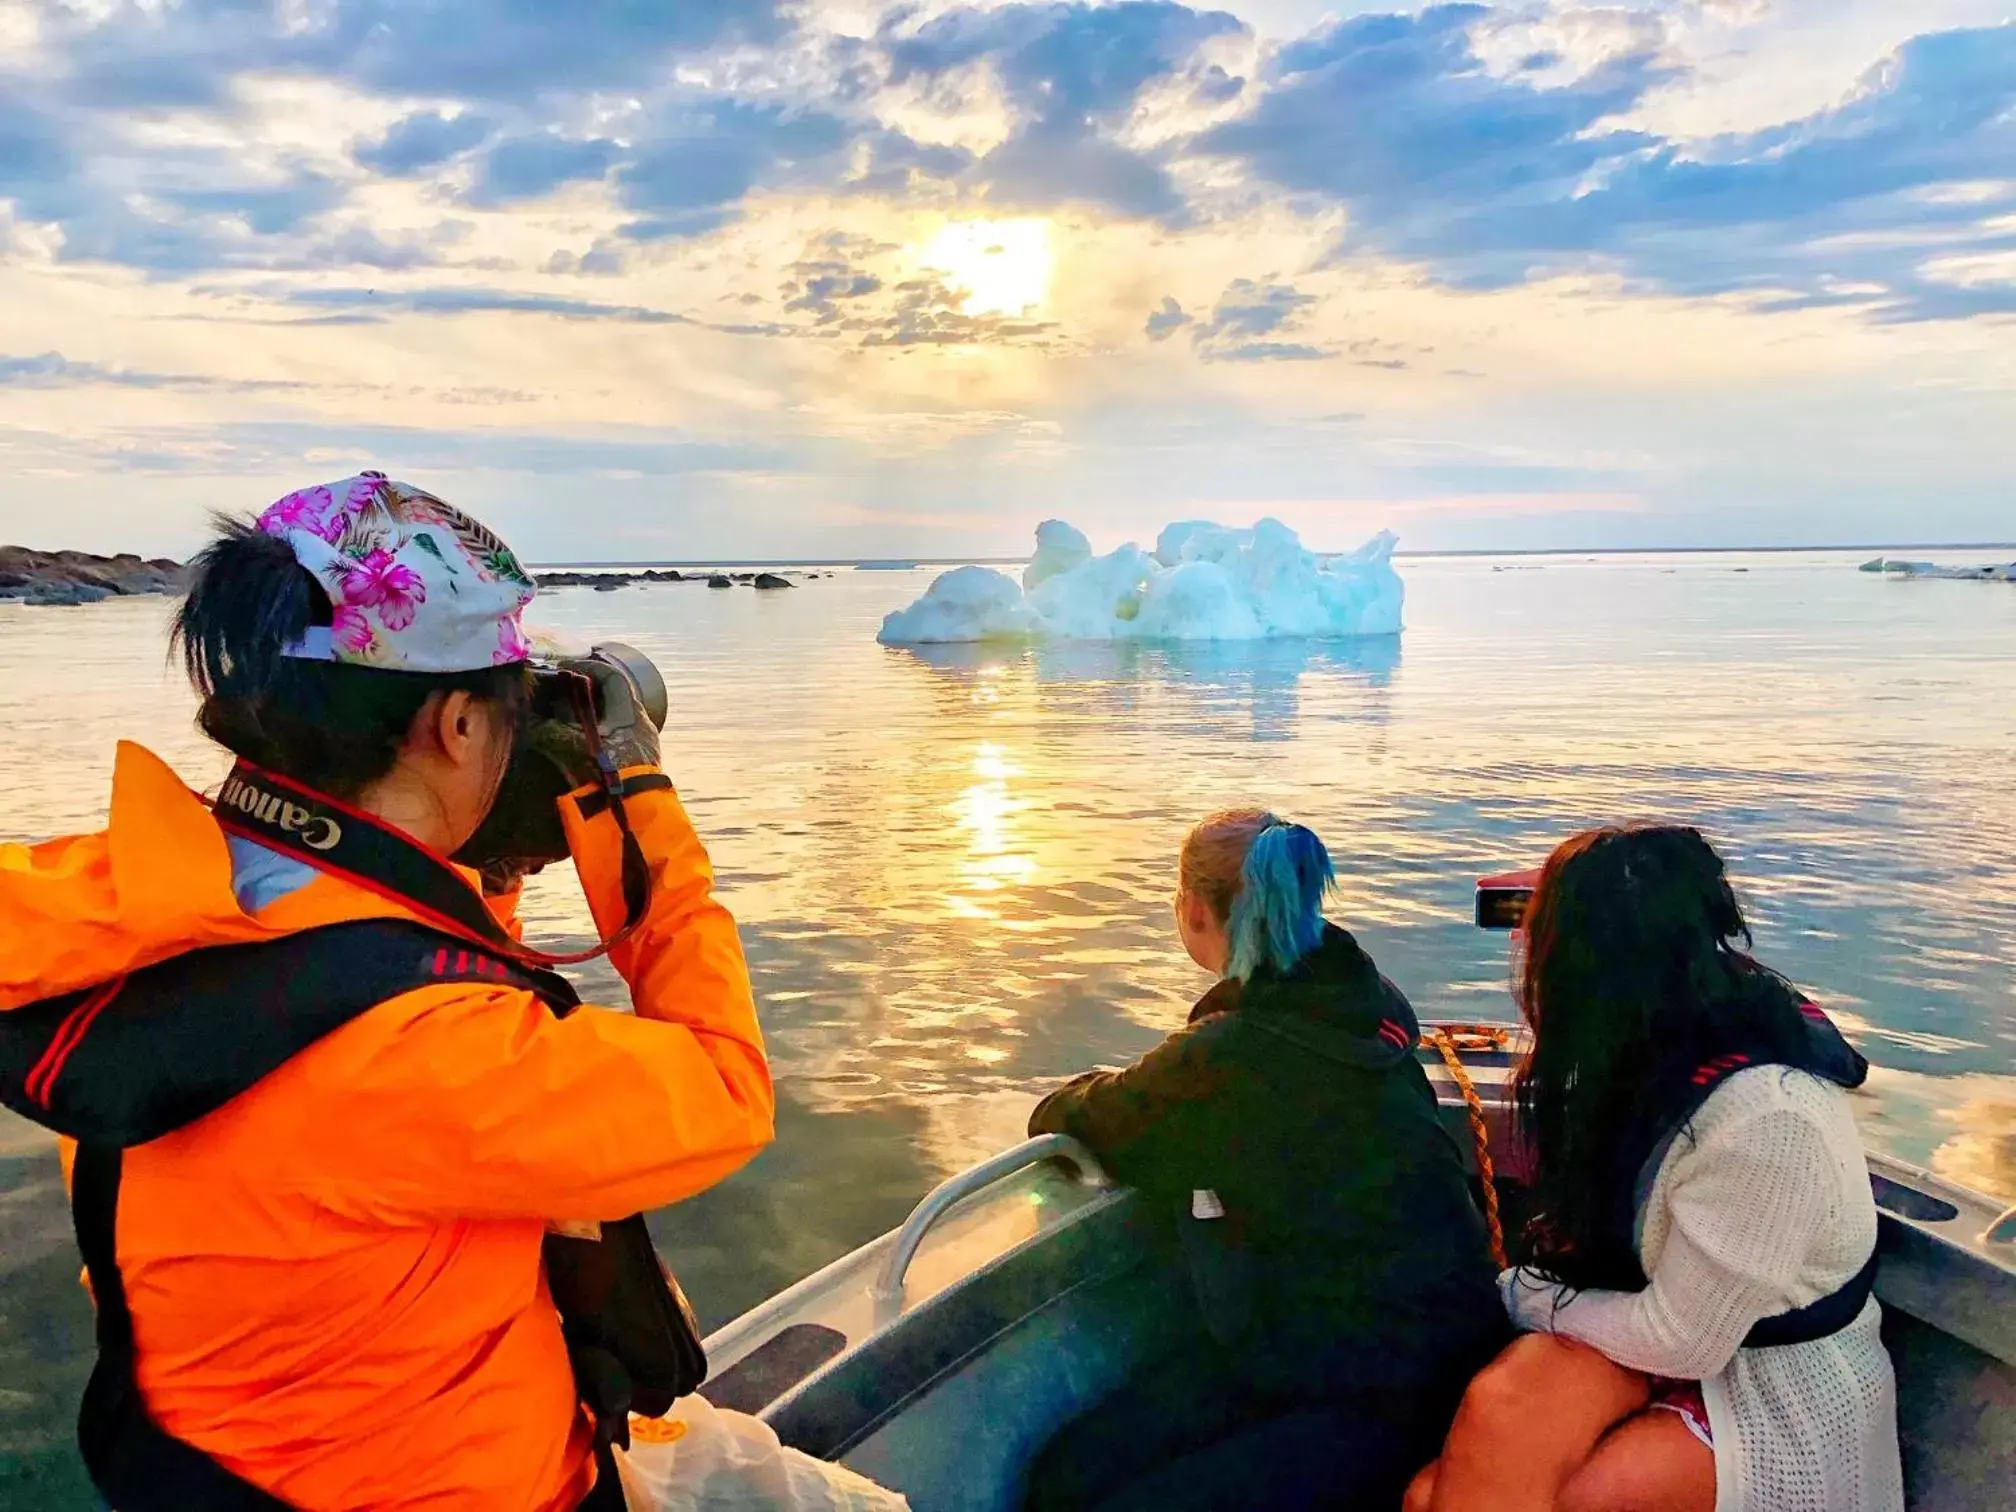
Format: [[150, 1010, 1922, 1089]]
[[1474, 870, 1539, 930]]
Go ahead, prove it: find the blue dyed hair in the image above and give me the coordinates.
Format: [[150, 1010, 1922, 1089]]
[[1225, 817, 1336, 981]]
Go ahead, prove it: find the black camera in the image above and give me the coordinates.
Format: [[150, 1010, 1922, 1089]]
[[454, 641, 668, 871]]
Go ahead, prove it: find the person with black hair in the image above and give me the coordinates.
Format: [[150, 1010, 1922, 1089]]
[[1408, 825, 1902, 1512], [0, 476, 897, 1510]]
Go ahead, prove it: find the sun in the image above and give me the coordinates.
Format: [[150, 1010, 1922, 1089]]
[[919, 219, 1056, 317]]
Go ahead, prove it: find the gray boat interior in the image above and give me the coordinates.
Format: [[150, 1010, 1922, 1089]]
[[706, 1037, 2016, 1511]]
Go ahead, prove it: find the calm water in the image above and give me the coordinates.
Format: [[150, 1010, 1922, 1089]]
[[3, 549, 2014, 1502]]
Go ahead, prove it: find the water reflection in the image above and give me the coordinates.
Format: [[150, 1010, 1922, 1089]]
[[3, 554, 2015, 1502], [893, 634, 1401, 742], [1859, 1066, 2016, 1204], [949, 741, 1037, 918]]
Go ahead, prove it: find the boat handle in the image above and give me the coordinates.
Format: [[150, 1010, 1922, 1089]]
[[1987, 1204, 2016, 1246], [871, 1134, 1112, 1309]]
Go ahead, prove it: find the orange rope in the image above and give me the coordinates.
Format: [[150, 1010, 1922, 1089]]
[[1426, 1027, 1507, 1269]]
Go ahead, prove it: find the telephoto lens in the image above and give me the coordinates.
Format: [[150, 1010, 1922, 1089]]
[[454, 643, 668, 871]]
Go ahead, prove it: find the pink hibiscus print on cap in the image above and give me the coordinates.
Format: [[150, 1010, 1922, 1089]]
[[340, 548, 428, 631], [493, 614, 533, 666], [258, 485, 339, 542], [329, 604, 376, 656]]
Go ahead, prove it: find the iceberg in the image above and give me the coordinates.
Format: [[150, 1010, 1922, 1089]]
[[1861, 557, 2016, 581], [877, 518, 1404, 645]]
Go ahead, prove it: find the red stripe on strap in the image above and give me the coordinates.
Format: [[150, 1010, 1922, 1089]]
[[27, 978, 126, 1109]]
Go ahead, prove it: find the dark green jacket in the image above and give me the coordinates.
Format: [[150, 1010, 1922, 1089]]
[[1030, 925, 1506, 1396]]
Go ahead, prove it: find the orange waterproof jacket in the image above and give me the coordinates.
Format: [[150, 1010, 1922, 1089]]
[[0, 743, 773, 1510]]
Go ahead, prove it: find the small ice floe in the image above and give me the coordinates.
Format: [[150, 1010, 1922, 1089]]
[[1860, 557, 2015, 581]]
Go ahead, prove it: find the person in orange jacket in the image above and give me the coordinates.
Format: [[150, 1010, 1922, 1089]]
[[0, 476, 787, 1510]]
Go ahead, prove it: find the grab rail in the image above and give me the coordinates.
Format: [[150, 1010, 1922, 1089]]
[[871, 1134, 1112, 1313]]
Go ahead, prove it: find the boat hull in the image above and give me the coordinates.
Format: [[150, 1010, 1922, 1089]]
[[701, 1029, 2016, 1510]]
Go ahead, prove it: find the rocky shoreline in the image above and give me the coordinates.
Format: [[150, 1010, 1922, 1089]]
[[0, 546, 187, 606]]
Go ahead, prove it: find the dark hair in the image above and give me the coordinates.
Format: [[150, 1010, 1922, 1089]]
[[1511, 824, 1813, 1289], [171, 516, 528, 800]]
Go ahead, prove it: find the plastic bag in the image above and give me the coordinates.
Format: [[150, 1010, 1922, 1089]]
[[614, 1394, 910, 1512]]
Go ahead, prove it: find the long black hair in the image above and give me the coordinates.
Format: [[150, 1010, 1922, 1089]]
[[171, 517, 528, 801], [1511, 823, 1815, 1291]]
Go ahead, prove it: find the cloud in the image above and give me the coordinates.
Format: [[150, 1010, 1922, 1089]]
[[1, 418, 795, 480], [354, 111, 495, 176], [856, 277, 1057, 347], [618, 100, 856, 239], [42, 0, 787, 110], [1190, 277, 1326, 360], [1218, 341, 1325, 361], [881, 1, 1247, 218], [299, 223, 466, 272], [1199, 5, 1667, 257], [0, 351, 311, 393], [1199, 10, 2016, 321], [467, 133, 621, 206], [266, 286, 696, 325], [784, 259, 886, 321], [325, 0, 785, 101], [1145, 295, 1192, 339], [5, 0, 796, 271], [6, 0, 2012, 332], [0, 95, 81, 224], [159, 173, 345, 237]]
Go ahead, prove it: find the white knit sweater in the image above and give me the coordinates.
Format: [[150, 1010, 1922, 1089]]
[[1501, 1066, 1904, 1512]]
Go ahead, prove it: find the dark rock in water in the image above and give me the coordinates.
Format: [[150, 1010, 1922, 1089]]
[[708, 574, 733, 588], [539, 567, 693, 589], [23, 579, 113, 606], [0, 545, 185, 604], [752, 572, 794, 590]]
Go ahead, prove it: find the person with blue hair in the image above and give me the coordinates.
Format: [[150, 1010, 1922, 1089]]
[[1025, 808, 1506, 1512]]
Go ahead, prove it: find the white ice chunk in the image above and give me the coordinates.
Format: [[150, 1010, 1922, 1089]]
[[1132, 559, 1263, 640], [1024, 519, 1092, 589], [877, 518, 1405, 645], [874, 565, 1042, 643], [1154, 520, 1220, 567], [1027, 543, 1156, 638]]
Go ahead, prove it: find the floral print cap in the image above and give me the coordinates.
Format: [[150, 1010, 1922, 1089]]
[[257, 472, 536, 671]]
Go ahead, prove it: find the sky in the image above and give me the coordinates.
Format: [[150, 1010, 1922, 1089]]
[[0, 0, 2012, 561]]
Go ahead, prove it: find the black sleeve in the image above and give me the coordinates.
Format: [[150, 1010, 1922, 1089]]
[[1027, 1018, 1239, 1189]]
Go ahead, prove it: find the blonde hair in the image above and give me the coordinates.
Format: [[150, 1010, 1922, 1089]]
[[1181, 807, 1278, 919]]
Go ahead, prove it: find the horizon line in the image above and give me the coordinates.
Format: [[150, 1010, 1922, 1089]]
[[531, 540, 2016, 570]]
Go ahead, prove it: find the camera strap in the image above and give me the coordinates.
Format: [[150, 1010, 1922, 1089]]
[[210, 758, 665, 968]]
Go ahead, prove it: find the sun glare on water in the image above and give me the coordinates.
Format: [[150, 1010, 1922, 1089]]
[[919, 219, 1055, 317]]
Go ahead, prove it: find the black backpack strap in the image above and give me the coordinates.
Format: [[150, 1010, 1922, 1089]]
[[72, 1143, 295, 1510], [580, 1441, 630, 1510], [1744, 1245, 1880, 1349], [2, 919, 579, 1146]]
